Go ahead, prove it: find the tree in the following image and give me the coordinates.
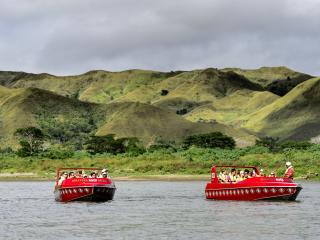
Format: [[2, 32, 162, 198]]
[[183, 132, 235, 149], [15, 127, 45, 156], [121, 137, 145, 155], [255, 136, 280, 152], [85, 134, 125, 154], [86, 135, 145, 155]]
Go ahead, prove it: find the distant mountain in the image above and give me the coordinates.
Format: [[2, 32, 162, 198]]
[[0, 66, 318, 147]]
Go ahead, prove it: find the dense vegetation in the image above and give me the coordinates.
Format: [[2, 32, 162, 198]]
[[0, 128, 319, 180]]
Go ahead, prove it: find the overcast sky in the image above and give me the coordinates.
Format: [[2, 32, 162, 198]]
[[0, 0, 319, 76]]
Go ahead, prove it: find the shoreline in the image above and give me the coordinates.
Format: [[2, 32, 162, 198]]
[[0, 172, 317, 181], [0, 173, 209, 181]]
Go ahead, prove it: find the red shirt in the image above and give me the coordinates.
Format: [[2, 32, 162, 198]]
[[284, 166, 294, 179]]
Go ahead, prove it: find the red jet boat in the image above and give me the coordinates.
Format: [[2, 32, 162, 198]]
[[205, 165, 302, 201], [54, 168, 116, 202]]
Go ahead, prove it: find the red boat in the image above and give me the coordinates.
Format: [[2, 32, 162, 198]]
[[205, 165, 302, 201], [54, 168, 116, 202]]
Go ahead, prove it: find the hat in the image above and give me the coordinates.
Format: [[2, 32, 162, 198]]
[[285, 161, 292, 166], [260, 169, 264, 172], [102, 168, 108, 173]]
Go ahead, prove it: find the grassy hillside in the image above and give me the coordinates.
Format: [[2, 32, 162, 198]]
[[222, 66, 313, 87], [185, 90, 279, 125], [0, 66, 319, 144], [0, 86, 256, 148], [96, 102, 256, 146], [0, 86, 103, 148], [240, 77, 320, 140]]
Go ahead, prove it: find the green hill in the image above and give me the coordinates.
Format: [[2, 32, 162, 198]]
[[0, 86, 255, 148], [96, 101, 255, 146], [240, 77, 320, 140], [0, 67, 318, 145], [221, 66, 313, 96], [0, 86, 102, 147]]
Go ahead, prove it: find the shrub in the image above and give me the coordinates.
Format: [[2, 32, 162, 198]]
[[183, 132, 236, 149], [256, 136, 280, 152], [42, 145, 74, 159], [280, 141, 314, 150], [160, 89, 169, 96], [85, 134, 145, 155], [176, 108, 188, 115]]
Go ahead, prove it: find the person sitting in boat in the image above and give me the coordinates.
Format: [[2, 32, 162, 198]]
[[90, 172, 97, 178], [237, 170, 245, 182], [269, 171, 276, 177], [68, 171, 76, 179], [227, 168, 237, 183], [244, 169, 251, 179], [260, 169, 265, 177], [218, 169, 228, 183], [283, 162, 294, 179], [99, 168, 109, 178], [58, 172, 68, 185], [75, 170, 84, 178], [101, 171, 108, 178], [256, 169, 265, 177]]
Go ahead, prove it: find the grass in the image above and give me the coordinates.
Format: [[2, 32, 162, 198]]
[[1, 146, 319, 180], [240, 77, 320, 139], [221, 66, 313, 87], [1, 67, 319, 151]]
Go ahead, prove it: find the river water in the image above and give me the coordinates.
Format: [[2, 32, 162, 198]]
[[0, 181, 319, 240]]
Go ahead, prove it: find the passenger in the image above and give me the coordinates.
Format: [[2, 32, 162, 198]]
[[244, 169, 251, 179], [75, 170, 83, 178], [227, 168, 237, 183], [283, 162, 294, 179], [101, 171, 108, 178], [90, 172, 97, 178], [218, 169, 228, 183], [83, 174, 88, 178], [269, 171, 276, 177], [237, 170, 245, 182], [58, 172, 68, 185], [99, 168, 109, 178], [68, 171, 75, 179], [256, 169, 264, 177], [236, 170, 241, 179]]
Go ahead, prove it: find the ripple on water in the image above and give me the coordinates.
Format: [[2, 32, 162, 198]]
[[0, 181, 319, 240]]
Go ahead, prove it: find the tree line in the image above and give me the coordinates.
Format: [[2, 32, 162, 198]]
[[7, 126, 316, 159]]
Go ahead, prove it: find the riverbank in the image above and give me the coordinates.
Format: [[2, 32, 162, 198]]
[[0, 146, 319, 180], [0, 172, 209, 181], [0, 172, 317, 182]]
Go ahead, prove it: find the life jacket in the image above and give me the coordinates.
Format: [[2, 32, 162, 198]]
[[284, 166, 294, 179]]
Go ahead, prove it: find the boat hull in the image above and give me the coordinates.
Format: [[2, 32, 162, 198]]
[[55, 185, 116, 202], [205, 184, 302, 201]]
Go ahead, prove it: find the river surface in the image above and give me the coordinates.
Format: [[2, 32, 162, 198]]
[[0, 181, 319, 240]]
